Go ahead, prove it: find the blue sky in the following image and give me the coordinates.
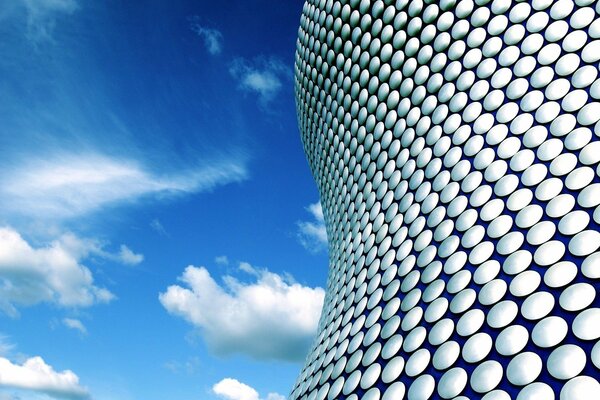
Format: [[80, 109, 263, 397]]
[[0, 1, 328, 399]]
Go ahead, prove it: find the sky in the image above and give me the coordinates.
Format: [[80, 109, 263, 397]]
[[0, 1, 329, 399]]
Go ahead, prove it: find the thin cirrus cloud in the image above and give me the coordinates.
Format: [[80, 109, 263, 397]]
[[0, 336, 15, 357], [150, 219, 169, 237], [212, 378, 285, 400], [0, 226, 139, 317], [189, 17, 223, 55], [5, 0, 80, 42], [159, 262, 324, 362], [0, 153, 248, 220], [229, 57, 292, 105], [0, 355, 89, 400], [297, 202, 328, 253]]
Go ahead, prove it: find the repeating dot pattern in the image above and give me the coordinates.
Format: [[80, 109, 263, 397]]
[[291, 0, 600, 399]]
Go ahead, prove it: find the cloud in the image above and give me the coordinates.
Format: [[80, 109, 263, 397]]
[[47, 231, 143, 267], [297, 202, 327, 253], [306, 202, 324, 222], [116, 245, 143, 266], [0, 356, 89, 399], [214, 256, 229, 266], [163, 356, 199, 375], [62, 318, 86, 335], [212, 378, 285, 400], [21, 0, 78, 42], [0, 336, 15, 357], [159, 263, 324, 362], [150, 219, 168, 236], [189, 17, 222, 55], [229, 57, 291, 104], [0, 153, 247, 220], [0, 227, 114, 316]]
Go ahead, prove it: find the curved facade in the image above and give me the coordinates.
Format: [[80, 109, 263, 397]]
[[292, 0, 600, 399]]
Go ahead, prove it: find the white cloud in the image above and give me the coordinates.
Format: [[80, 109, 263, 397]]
[[297, 202, 327, 253], [62, 318, 86, 335], [0, 153, 247, 220], [213, 379, 258, 400], [307, 202, 324, 222], [212, 378, 284, 400], [229, 57, 291, 104], [116, 245, 143, 266], [0, 227, 114, 316], [159, 263, 324, 362], [189, 18, 223, 55], [0, 356, 89, 399]]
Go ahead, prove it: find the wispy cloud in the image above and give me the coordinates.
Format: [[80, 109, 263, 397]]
[[213, 378, 285, 400], [297, 202, 327, 253], [159, 262, 324, 362], [0, 227, 120, 317], [189, 17, 223, 55], [0, 355, 89, 399], [214, 255, 229, 266], [229, 57, 292, 105], [21, 0, 78, 42], [0, 153, 248, 220], [62, 318, 86, 335], [0, 336, 15, 357], [163, 356, 199, 375], [149, 219, 168, 237]]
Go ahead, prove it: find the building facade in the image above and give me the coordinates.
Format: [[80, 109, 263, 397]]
[[292, 0, 600, 399]]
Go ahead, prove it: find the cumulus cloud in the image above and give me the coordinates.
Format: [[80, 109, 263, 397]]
[[0, 227, 115, 316], [189, 17, 223, 55], [62, 318, 86, 335], [116, 245, 143, 266], [212, 378, 285, 400], [229, 57, 291, 104], [0, 356, 89, 399], [0, 153, 247, 220], [159, 263, 324, 362], [297, 202, 327, 253]]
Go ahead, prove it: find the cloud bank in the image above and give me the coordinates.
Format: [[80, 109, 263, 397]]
[[0, 356, 89, 399], [159, 263, 324, 362]]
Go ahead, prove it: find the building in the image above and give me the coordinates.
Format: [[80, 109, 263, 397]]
[[291, 0, 600, 399]]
